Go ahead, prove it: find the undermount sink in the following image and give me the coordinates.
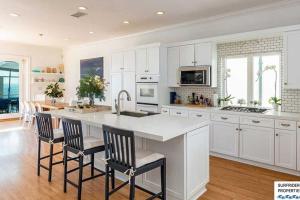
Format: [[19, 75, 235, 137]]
[[112, 111, 159, 118]]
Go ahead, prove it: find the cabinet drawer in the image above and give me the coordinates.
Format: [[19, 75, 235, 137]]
[[211, 113, 239, 124], [188, 111, 210, 120], [240, 116, 274, 128], [275, 120, 297, 130], [170, 109, 188, 117], [161, 107, 170, 115]]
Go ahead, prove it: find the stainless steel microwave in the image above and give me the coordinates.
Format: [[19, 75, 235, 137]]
[[179, 66, 211, 86]]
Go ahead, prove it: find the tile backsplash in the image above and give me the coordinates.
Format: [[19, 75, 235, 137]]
[[172, 36, 300, 113]]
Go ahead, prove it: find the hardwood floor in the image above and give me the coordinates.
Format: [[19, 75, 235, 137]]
[[0, 120, 299, 200]]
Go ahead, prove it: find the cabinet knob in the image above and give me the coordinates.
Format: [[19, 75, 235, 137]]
[[276, 133, 279, 136], [284, 82, 287, 85], [236, 128, 239, 131]]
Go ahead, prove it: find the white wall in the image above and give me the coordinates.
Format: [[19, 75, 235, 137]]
[[63, 1, 300, 105], [0, 41, 63, 100]]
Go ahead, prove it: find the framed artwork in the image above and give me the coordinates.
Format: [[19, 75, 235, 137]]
[[80, 57, 103, 78]]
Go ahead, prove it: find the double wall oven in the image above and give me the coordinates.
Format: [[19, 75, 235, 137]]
[[136, 75, 159, 113]]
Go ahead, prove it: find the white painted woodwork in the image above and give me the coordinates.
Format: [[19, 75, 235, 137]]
[[195, 43, 212, 66], [179, 44, 195, 67], [111, 52, 124, 73], [170, 108, 189, 118], [240, 116, 274, 128], [123, 50, 135, 72], [122, 71, 136, 111], [110, 73, 122, 112], [284, 30, 300, 89], [147, 46, 160, 74], [167, 47, 180, 87], [297, 123, 300, 171], [275, 119, 297, 131], [210, 121, 239, 157], [275, 129, 297, 170], [239, 125, 274, 165], [136, 48, 148, 75], [188, 111, 210, 121], [211, 113, 239, 124]]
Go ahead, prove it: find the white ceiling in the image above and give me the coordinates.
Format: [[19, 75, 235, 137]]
[[0, 0, 286, 47]]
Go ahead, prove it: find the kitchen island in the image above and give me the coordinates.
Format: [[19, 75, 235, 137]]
[[49, 109, 210, 200]]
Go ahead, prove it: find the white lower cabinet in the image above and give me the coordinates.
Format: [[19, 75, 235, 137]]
[[170, 109, 188, 118], [275, 129, 297, 170], [239, 125, 274, 165], [210, 121, 239, 157]]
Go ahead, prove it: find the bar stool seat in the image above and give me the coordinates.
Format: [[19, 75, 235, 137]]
[[53, 129, 64, 139], [83, 136, 104, 150], [136, 150, 165, 168]]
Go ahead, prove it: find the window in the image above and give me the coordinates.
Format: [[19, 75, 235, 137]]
[[225, 54, 280, 107]]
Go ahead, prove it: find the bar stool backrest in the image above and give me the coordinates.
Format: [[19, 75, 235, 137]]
[[35, 112, 54, 140], [103, 125, 136, 169], [62, 118, 84, 152]]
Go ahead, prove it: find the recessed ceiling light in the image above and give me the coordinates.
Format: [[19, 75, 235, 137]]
[[78, 6, 87, 10], [64, 38, 69, 41], [39, 33, 44, 37], [156, 11, 165, 15], [89, 31, 94, 34], [123, 21, 130, 24], [9, 13, 20, 17]]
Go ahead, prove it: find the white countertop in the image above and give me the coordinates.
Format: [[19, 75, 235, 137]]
[[163, 104, 300, 121], [48, 110, 210, 142]]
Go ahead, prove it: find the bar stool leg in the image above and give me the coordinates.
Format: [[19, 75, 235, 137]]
[[91, 153, 94, 177], [161, 158, 166, 200], [105, 165, 110, 200], [48, 143, 54, 182], [37, 138, 41, 176], [111, 169, 115, 189], [129, 177, 135, 200], [78, 156, 84, 200], [63, 148, 68, 193]]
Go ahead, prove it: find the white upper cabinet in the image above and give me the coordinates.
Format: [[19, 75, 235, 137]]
[[111, 52, 124, 73], [284, 30, 300, 89], [136, 46, 160, 75], [167, 47, 180, 87], [195, 43, 212, 66], [275, 129, 297, 170], [123, 51, 135, 72], [179, 45, 195, 67]]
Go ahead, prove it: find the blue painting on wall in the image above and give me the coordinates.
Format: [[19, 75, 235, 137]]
[[80, 57, 103, 78]]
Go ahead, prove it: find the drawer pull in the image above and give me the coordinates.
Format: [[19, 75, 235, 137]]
[[252, 120, 260, 123], [176, 112, 182, 114], [280, 123, 291, 127], [196, 114, 202, 117], [163, 110, 168, 113], [221, 117, 228, 120]]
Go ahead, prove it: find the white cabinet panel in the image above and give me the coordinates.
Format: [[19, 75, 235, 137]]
[[240, 116, 274, 128], [122, 72, 136, 111], [275, 129, 297, 170], [275, 119, 296, 131], [110, 73, 122, 112], [284, 30, 300, 89], [123, 51, 135, 72], [211, 113, 239, 124], [239, 125, 274, 165], [170, 108, 188, 118], [297, 123, 300, 171], [210, 122, 239, 157], [167, 47, 180, 87], [147, 47, 160, 74], [188, 111, 210, 121], [195, 43, 212, 66], [179, 45, 194, 67], [136, 48, 147, 75], [111, 52, 123, 73]]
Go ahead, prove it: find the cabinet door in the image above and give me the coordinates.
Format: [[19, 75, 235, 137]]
[[210, 122, 239, 157], [123, 51, 135, 72], [136, 48, 147, 75], [147, 47, 160, 74], [195, 43, 212, 66], [239, 125, 274, 165], [179, 45, 195, 67], [167, 47, 180, 87], [285, 30, 300, 89], [111, 52, 123, 73], [275, 129, 297, 170], [110, 73, 122, 112], [122, 72, 136, 111], [297, 123, 300, 171]]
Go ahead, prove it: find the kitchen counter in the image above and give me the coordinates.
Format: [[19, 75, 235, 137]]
[[162, 104, 300, 121]]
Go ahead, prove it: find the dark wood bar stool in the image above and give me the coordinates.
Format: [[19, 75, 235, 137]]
[[102, 125, 166, 200], [36, 112, 64, 182], [62, 118, 115, 200]]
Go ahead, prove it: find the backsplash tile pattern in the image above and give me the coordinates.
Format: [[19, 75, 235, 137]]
[[173, 36, 300, 113]]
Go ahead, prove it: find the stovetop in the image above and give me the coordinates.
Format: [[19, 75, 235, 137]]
[[220, 106, 268, 113]]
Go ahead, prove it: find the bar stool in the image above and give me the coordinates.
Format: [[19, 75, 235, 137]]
[[36, 112, 64, 182], [102, 125, 166, 200], [62, 118, 115, 200]]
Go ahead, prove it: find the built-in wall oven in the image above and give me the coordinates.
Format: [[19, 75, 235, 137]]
[[179, 66, 211, 86], [136, 75, 159, 112]]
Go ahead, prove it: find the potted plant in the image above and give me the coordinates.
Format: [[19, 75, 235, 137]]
[[76, 75, 106, 107], [44, 82, 64, 105], [269, 97, 281, 111], [219, 95, 234, 106]]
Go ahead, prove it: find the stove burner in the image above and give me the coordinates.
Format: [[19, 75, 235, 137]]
[[220, 106, 268, 113]]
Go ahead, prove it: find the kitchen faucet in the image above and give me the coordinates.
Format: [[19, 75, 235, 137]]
[[115, 90, 132, 116]]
